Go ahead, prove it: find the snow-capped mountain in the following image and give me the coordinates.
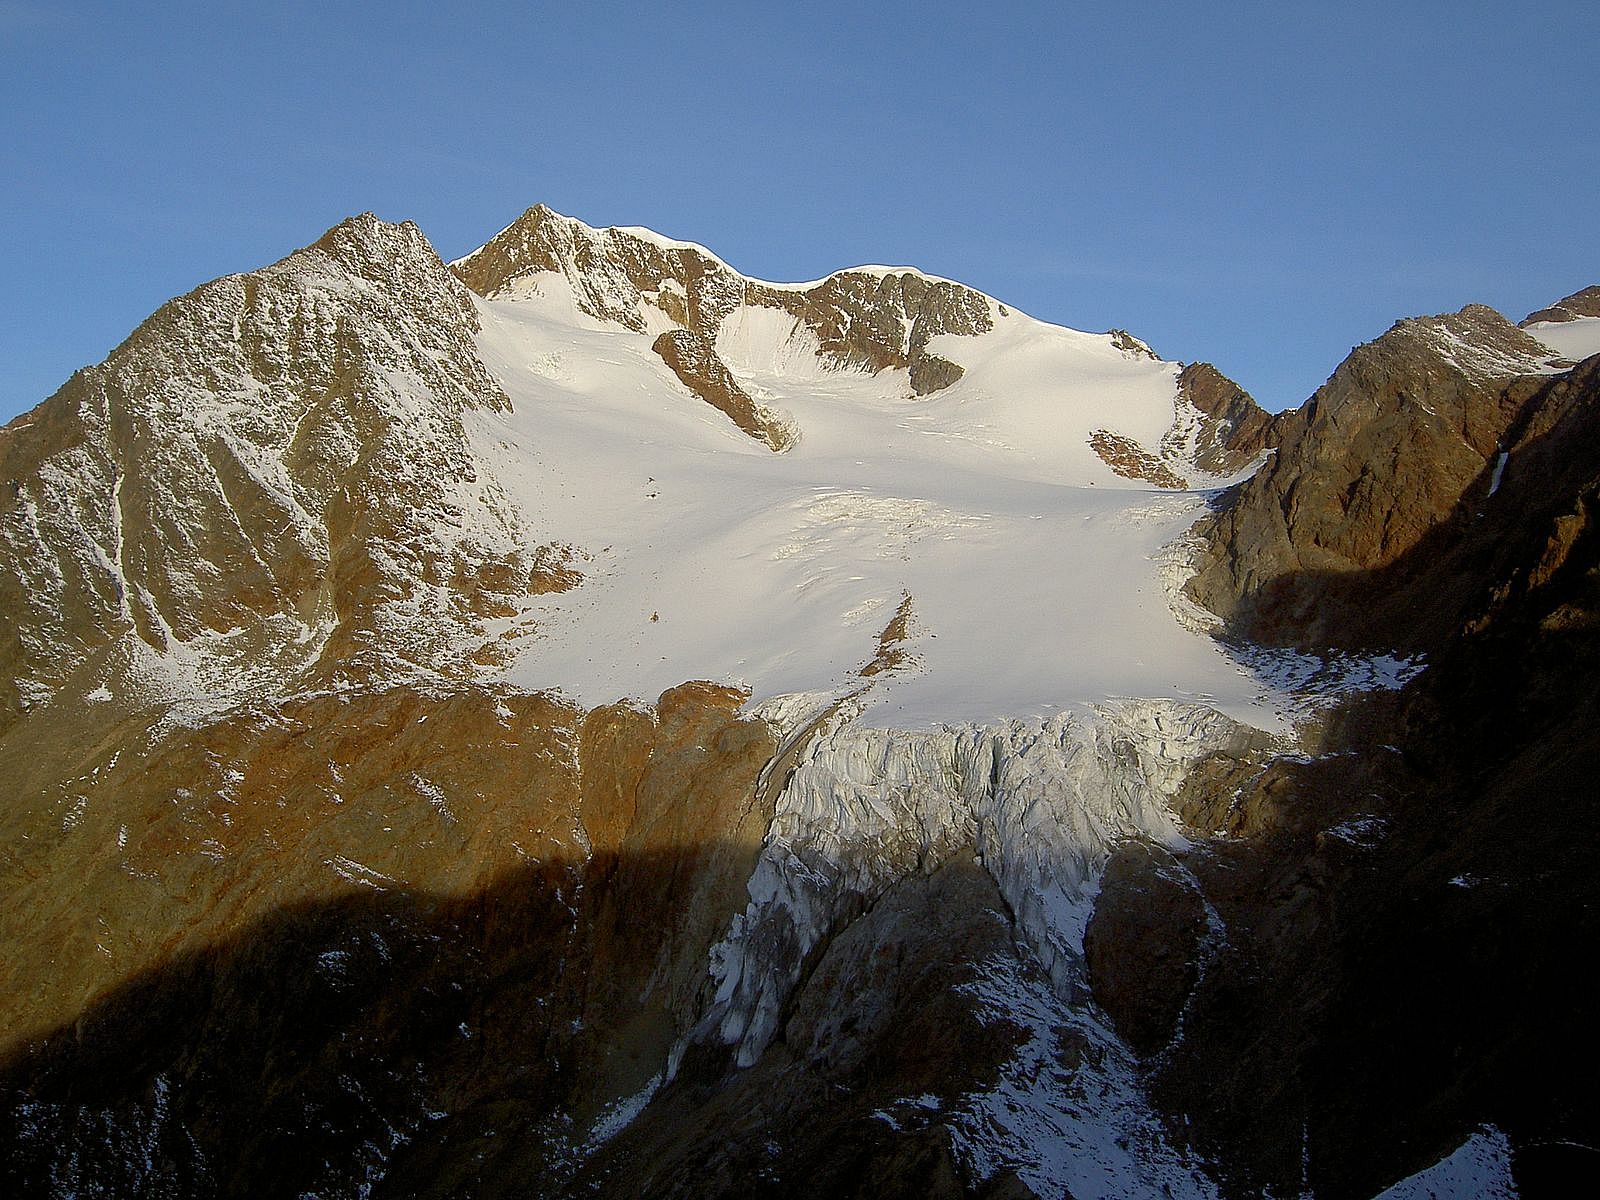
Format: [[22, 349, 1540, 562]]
[[2, 207, 1595, 1200]]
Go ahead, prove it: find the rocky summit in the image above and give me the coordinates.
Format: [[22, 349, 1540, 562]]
[[1, 207, 1596, 1199]]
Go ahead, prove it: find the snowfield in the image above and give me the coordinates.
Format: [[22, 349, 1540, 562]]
[[469, 262, 1297, 733], [1525, 314, 1600, 363]]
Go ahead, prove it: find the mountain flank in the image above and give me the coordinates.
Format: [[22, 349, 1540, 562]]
[[1, 205, 1593, 1198]]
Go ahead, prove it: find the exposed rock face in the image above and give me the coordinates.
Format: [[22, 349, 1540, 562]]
[[1142, 446, 1600, 1196], [1185, 303, 1564, 649], [454, 204, 748, 338], [1171, 362, 1287, 476], [859, 592, 916, 677], [1083, 840, 1209, 1056], [1088, 428, 1189, 489], [1107, 329, 1160, 360], [908, 352, 965, 395], [1089, 360, 1282, 488], [571, 862, 1037, 1200], [452, 204, 993, 394], [1521, 283, 1600, 325], [0, 214, 576, 731], [651, 329, 796, 450], [1146, 293, 1600, 1198], [0, 679, 779, 1194], [756, 268, 993, 386]]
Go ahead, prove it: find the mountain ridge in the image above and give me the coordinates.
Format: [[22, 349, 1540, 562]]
[[2, 206, 1595, 1198]]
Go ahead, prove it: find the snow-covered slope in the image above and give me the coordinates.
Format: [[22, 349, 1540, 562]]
[[457, 211, 1291, 732], [1525, 314, 1600, 362]]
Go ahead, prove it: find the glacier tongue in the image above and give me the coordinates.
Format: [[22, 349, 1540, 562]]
[[689, 694, 1241, 1194], [702, 695, 1243, 1061]]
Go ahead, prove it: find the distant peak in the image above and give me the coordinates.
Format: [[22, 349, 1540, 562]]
[[1521, 284, 1600, 327], [453, 204, 988, 303]]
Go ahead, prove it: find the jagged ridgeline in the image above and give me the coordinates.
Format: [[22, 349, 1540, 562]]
[[2, 208, 1597, 1199]]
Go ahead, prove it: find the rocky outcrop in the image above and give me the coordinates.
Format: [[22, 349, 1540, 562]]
[[859, 592, 916, 677], [1521, 283, 1600, 325], [1185, 303, 1564, 649], [1139, 443, 1600, 1196], [1083, 840, 1209, 1056], [1170, 362, 1287, 476], [571, 861, 1039, 1200], [0, 679, 779, 1193], [745, 269, 992, 388], [651, 329, 796, 450], [1145, 299, 1600, 1198], [908, 353, 965, 395], [453, 204, 992, 394], [454, 204, 747, 337], [1088, 428, 1189, 489]]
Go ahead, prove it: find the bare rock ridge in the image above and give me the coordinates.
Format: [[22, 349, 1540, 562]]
[[1172, 361, 1289, 476], [1520, 283, 1600, 326], [453, 203, 991, 394], [1185, 302, 1568, 649], [0, 213, 577, 732], [651, 329, 796, 451], [1087, 360, 1280, 488]]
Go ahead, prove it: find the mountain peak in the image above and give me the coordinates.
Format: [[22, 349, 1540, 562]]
[[1521, 283, 1600, 326], [453, 204, 1003, 396]]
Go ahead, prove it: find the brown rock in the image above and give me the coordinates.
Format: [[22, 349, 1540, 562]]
[[1083, 840, 1208, 1056], [1173, 361, 1289, 476], [859, 592, 916, 677], [0, 214, 565, 730], [1185, 303, 1562, 649], [909, 353, 964, 395], [1088, 428, 1189, 489], [1521, 283, 1600, 326], [454, 206, 991, 395], [651, 329, 795, 451]]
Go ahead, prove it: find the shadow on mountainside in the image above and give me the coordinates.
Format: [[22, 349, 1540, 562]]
[[0, 847, 1041, 1200], [1197, 355, 1600, 658], [1121, 358, 1600, 1198]]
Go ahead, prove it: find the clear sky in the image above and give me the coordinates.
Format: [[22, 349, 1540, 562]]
[[2, 1, 1595, 421]]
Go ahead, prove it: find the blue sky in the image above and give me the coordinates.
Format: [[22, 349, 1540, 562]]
[[2, 1, 1595, 420]]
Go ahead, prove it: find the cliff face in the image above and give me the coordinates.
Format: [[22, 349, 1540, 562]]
[[1172, 361, 1290, 476], [0, 679, 781, 1196], [1184, 304, 1568, 649]]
